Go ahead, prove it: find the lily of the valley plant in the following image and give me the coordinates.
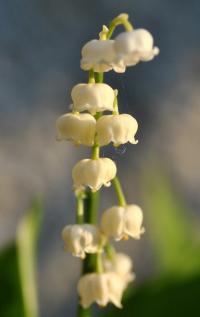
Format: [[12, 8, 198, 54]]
[[56, 13, 159, 317]]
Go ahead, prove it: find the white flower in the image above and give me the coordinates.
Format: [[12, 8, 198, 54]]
[[103, 253, 135, 285], [56, 113, 96, 146], [62, 224, 102, 259], [71, 83, 115, 115], [77, 272, 124, 308], [80, 39, 125, 73], [101, 204, 144, 240], [72, 158, 117, 191], [96, 114, 138, 146], [114, 29, 159, 69]]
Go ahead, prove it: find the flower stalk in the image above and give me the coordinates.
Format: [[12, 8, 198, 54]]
[[56, 12, 159, 317], [88, 69, 95, 83], [91, 143, 100, 160], [95, 72, 104, 83], [112, 176, 126, 207]]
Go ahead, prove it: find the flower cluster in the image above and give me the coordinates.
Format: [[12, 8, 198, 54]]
[[81, 25, 159, 73], [56, 13, 158, 314]]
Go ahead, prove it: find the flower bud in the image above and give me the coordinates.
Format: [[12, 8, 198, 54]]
[[62, 224, 102, 259], [103, 252, 135, 285], [71, 83, 115, 115], [56, 113, 96, 146], [114, 29, 159, 69], [80, 39, 125, 73], [72, 158, 117, 191], [77, 272, 124, 308], [101, 204, 144, 240], [96, 114, 138, 146]]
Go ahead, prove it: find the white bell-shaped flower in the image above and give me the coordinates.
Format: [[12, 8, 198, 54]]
[[71, 83, 115, 115], [80, 39, 125, 73], [114, 29, 159, 68], [103, 252, 135, 284], [62, 224, 102, 259], [101, 204, 144, 240], [72, 158, 117, 191], [56, 113, 96, 146], [77, 272, 124, 308], [96, 114, 138, 146]]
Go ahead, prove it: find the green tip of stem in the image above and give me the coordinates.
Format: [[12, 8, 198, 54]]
[[117, 13, 129, 20]]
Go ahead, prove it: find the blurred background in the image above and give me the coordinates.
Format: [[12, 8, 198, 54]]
[[0, 0, 200, 316]]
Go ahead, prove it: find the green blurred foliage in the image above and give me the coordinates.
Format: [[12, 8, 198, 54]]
[[104, 167, 200, 317], [0, 243, 24, 317], [0, 198, 42, 317], [143, 168, 200, 276], [104, 273, 200, 317]]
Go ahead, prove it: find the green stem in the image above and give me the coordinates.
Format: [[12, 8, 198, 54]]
[[96, 253, 103, 274], [92, 114, 101, 160], [88, 69, 95, 83], [95, 112, 102, 120], [112, 176, 126, 206], [77, 306, 91, 317], [77, 16, 116, 314], [104, 243, 116, 260], [77, 191, 99, 317], [95, 72, 104, 83], [76, 191, 93, 317], [84, 190, 99, 226], [77, 55, 102, 317], [107, 13, 133, 39], [82, 189, 100, 274], [91, 144, 99, 160]]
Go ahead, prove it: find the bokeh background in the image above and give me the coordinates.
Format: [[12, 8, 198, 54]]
[[1, 1, 200, 317]]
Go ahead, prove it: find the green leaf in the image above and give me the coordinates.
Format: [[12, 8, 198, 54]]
[[104, 273, 200, 317], [141, 167, 200, 276], [0, 198, 42, 317], [16, 197, 42, 317], [0, 243, 24, 317]]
